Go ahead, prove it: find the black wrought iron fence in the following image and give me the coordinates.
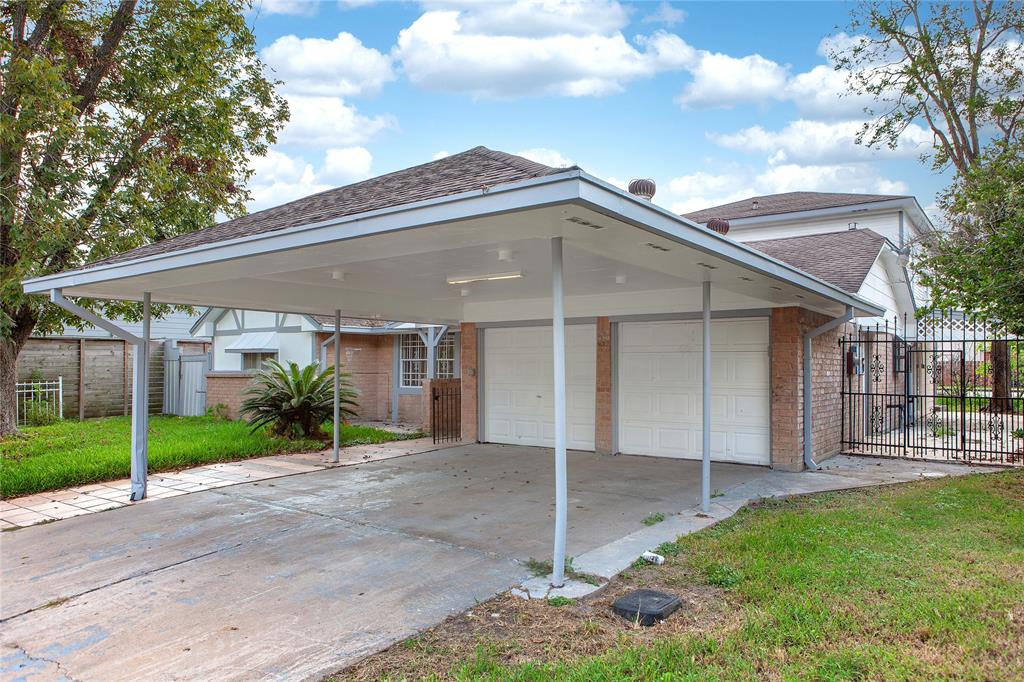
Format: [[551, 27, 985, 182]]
[[431, 379, 461, 444], [841, 313, 1023, 465]]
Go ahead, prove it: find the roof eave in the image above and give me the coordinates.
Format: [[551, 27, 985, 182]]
[[23, 168, 884, 319]]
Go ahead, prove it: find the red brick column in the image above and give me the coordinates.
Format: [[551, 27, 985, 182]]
[[770, 307, 849, 471], [595, 316, 613, 454], [460, 323, 478, 442]]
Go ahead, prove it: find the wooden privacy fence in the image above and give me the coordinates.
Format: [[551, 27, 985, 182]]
[[15, 337, 210, 420]]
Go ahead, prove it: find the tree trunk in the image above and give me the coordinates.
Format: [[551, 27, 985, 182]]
[[990, 340, 1012, 413], [0, 307, 37, 436]]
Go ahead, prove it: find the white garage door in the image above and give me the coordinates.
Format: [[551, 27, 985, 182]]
[[484, 325, 596, 450], [618, 319, 770, 465]]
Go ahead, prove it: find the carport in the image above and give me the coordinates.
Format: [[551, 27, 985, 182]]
[[22, 147, 882, 586]]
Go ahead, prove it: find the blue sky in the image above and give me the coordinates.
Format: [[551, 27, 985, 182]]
[[243, 0, 949, 217]]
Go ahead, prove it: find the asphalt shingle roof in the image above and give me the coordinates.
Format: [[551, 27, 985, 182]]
[[746, 229, 889, 294], [683, 191, 908, 223], [91, 146, 566, 266]]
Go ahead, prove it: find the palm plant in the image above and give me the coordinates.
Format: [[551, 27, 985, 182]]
[[240, 360, 359, 439]]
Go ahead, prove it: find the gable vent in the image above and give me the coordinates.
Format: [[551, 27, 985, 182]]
[[564, 216, 605, 229], [643, 242, 671, 252]]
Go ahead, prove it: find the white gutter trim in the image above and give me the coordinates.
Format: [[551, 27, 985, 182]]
[[714, 197, 934, 235], [24, 169, 883, 317]]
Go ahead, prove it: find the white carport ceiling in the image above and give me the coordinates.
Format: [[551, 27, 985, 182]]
[[23, 172, 884, 323]]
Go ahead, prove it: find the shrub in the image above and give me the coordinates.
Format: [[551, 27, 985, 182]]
[[23, 398, 59, 426], [240, 360, 358, 439]]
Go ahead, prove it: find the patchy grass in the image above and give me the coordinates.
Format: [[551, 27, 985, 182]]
[[0, 416, 421, 498], [642, 511, 666, 526], [546, 597, 576, 607], [339, 469, 1024, 681]]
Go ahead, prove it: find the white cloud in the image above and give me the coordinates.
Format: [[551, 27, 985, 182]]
[[709, 119, 933, 165], [394, 7, 694, 98], [322, 147, 373, 183], [516, 147, 573, 167], [278, 95, 395, 147], [676, 52, 790, 109], [642, 1, 686, 27], [251, 0, 318, 16], [663, 162, 909, 215], [247, 149, 330, 211], [262, 32, 395, 97], [424, 0, 630, 37], [432, 150, 451, 160], [247, 147, 375, 211]]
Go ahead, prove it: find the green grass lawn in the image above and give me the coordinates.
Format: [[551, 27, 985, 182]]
[[0, 416, 421, 499], [346, 469, 1024, 681]]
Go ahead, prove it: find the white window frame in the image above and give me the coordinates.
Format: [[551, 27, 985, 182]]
[[435, 331, 457, 379]]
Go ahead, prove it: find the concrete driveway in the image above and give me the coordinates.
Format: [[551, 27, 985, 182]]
[[0, 445, 988, 681]]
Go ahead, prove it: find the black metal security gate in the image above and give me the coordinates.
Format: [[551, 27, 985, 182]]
[[431, 379, 461, 444], [841, 313, 1023, 465]]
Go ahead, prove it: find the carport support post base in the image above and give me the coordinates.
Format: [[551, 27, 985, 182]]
[[130, 292, 151, 501], [551, 236, 568, 588]]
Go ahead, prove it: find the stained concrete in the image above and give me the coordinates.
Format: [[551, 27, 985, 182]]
[[0, 445, 997, 681]]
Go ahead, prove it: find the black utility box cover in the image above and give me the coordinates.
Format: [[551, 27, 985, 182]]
[[612, 589, 682, 626]]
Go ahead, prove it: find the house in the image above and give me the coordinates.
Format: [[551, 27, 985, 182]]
[[684, 191, 929, 330], [26, 145, 914, 581], [191, 308, 456, 425]]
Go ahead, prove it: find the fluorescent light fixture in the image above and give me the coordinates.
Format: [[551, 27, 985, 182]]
[[447, 271, 522, 285], [331, 270, 345, 281]]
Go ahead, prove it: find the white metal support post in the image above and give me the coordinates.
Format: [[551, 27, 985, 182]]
[[49, 289, 147, 501], [130, 292, 151, 501], [551, 237, 568, 587], [702, 281, 711, 513], [332, 309, 341, 464]]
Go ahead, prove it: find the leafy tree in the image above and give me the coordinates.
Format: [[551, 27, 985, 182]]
[[240, 360, 359, 440], [0, 0, 288, 435], [832, 0, 1023, 410]]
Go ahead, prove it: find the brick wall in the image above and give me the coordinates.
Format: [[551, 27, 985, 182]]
[[205, 372, 253, 420], [769, 308, 849, 471], [316, 332, 393, 421], [460, 323, 478, 442], [595, 317, 613, 454]]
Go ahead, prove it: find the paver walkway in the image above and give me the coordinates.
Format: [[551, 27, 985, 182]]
[[0, 433, 450, 529]]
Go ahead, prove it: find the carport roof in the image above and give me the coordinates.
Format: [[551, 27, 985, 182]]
[[90, 147, 566, 267], [23, 147, 884, 322]]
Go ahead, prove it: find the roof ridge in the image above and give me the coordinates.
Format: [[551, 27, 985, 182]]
[[470, 146, 557, 176]]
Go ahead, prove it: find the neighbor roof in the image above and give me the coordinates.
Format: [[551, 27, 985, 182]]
[[91, 146, 568, 267], [683, 191, 909, 223], [746, 229, 889, 294], [309, 314, 395, 330]]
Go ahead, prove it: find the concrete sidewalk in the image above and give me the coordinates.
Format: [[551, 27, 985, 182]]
[[0, 433, 449, 529]]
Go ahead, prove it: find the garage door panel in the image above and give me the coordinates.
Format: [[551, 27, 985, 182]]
[[484, 325, 595, 450], [619, 319, 770, 465]]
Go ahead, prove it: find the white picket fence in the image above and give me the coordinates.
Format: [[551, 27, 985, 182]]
[[15, 377, 64, 426]]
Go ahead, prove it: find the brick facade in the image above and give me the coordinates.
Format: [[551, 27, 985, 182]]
[[595, 317, 613, 455], [207, 332, 429, 424], [204, 372, 254, 420], [769, 307, 848, 471], [459, 323, 478, 442]]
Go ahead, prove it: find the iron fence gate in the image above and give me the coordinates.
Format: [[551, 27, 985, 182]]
[[431, 379, 461, 444], [841, 314, 1023, 465]]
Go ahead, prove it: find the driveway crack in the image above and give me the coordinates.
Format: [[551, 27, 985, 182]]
[[4, 642, 83, 682]]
